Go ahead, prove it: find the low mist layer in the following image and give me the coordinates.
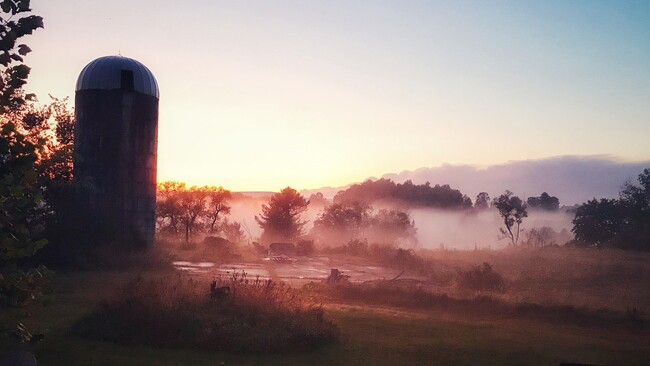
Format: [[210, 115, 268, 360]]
[[410, 208, 573, 250], [226, 196, 573, 250]]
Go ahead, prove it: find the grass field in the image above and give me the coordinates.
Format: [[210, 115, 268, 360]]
[[5, 265, 648, 366]]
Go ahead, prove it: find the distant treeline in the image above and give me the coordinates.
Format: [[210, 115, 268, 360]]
[[334, 179, 472, 209]]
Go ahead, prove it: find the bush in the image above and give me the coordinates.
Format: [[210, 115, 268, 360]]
[[456, 262, 505, 292], [73, 273, 338, 353], [296, 240, 315, 256], [202, 236, 239, 259]]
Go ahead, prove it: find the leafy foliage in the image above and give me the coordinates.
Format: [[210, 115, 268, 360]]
[[475, 192, 490, 209], [73, 273, 339, 353], [521, 226, 571, 247], [311, 202, 417, 246], [571, 199, 622, 247], [367, 208, 417, 245], [572, 169, 650, 250], [156, 182, 237, 243], [0, 0, 49, 347], [0, 122, 50, 310], [0, 0, 43, 112], [492, 191, 528, 246], [205, 186, 231, 232], [255, 187, 309, 243], [333, 178, 472, 209], [456, 262, 505, 292], [311, 201, 369, 246], [527, 192, 560, 211]]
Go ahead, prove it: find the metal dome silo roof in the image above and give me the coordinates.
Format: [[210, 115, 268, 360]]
[[76, 55, 159, 99]]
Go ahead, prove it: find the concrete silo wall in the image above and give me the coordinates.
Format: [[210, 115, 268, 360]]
[[74, 89, 159, 248]]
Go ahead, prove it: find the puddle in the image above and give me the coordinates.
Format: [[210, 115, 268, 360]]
[[172, 261, 216, 273], [172, 258, 417, 285], [172, 261, 215, 268]]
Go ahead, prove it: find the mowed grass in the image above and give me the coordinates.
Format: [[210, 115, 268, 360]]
[[7, 270, 648, 366]]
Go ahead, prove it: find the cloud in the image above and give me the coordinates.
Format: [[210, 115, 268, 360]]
[[380, 155, 649, 205]]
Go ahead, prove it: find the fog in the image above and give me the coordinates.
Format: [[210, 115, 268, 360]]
[[409, 208, 573, 250], [227, 195, 574, 250], [226, 195, 328, 241]]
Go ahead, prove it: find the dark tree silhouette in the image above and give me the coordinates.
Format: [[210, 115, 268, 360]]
[[156, 181, 185, 236], [333, 178, 470, 209], [527, 192, 560, 211], [311, 202, 370, 246], [205, 186, 231, 232], [308, 192, 329, 207], [367, 208, 418, 245], [618, 169, 650, 250], [475, 192, 490, 209], [493, 191, 528, 246], [255, 187, 309, 243], [571, 198, 622, 248], [0, 0, 48, 343], [177, 186, 210, 242], [156, 183, 235, 242], [571, 169, 649, 250]]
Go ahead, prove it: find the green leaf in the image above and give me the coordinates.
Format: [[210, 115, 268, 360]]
[[17, 44, 31, 56], [16, 16, 44, 35], [0, 52, 10, 66], [17, 0, 31, 12], [0, 1, 12, 13], [13, 64, 30, 79]]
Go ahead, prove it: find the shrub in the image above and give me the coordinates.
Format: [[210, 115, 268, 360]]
[[456, 262, 505, 292], [296, 240, 315, 256], [251, 242, 268, 256], [202, 236, 239, 259], [73, 273, 338, 353]]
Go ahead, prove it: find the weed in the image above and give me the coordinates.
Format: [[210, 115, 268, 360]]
[[456, 262, 505, 292], [72, 272, 339, 353]]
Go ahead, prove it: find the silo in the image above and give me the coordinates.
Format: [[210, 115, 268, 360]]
[[74, 55, 159, 248]]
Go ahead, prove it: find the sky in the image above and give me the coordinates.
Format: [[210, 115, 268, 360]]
[[23, 1, 650, 191]]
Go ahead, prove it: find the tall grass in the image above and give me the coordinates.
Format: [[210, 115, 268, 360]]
[[73, 272, 338, 353], [308, 280, 647, 330], [324, 243, 650, 312]]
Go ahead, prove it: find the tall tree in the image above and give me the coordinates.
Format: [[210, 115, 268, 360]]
[[527, 192, 560, 211], [0, 0, 48, 344], [618, 169, 650, 250], [218, 218, 246, 244], [571, 169, 650, 250], [0, 0, 43, 112], [571, 198, 622, 248], [475, 192, 490, 209], [311, 201, 370, 246], [367, 208, 418, 245], [178, 186, 209, 242], [156, 181, 186, 236], [205, 186, 231, 232], [493, 191, 528, 246], [255, 187, 309, 243]]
